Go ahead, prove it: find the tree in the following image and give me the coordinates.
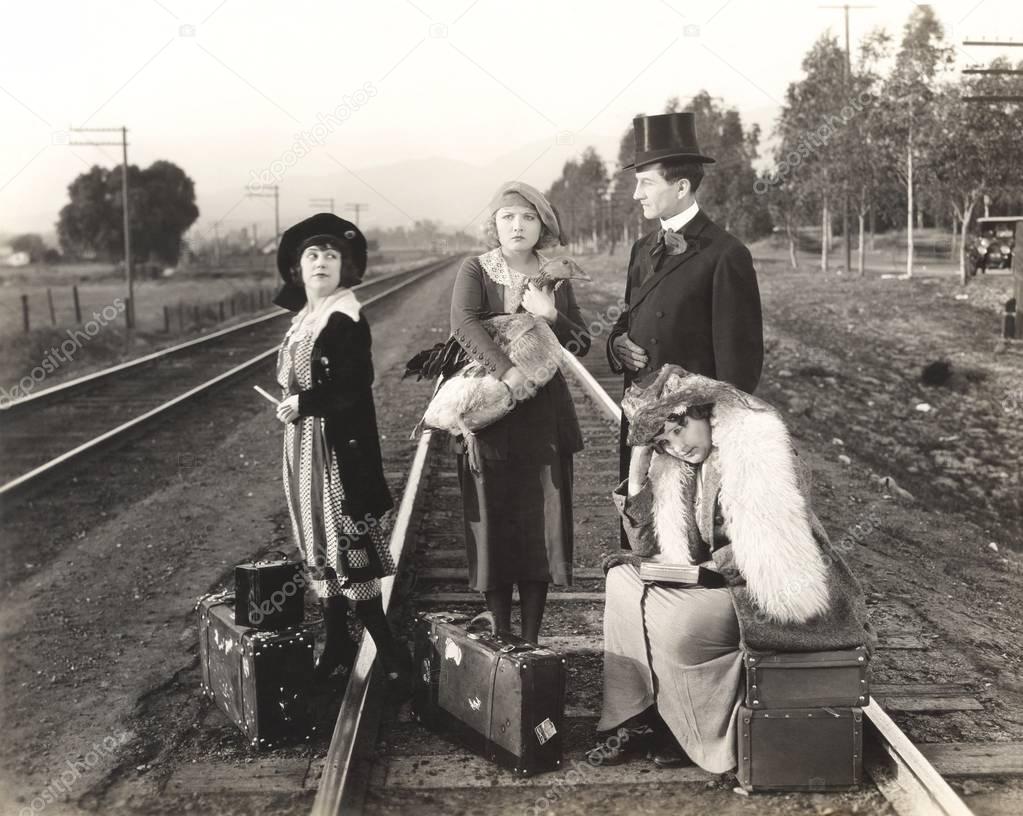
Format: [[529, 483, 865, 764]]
[[10, 233, 47, 261], [546, 147, 609, 252], [673, 93, 771, 241], [57, 160, 199, 264], [925, 59, 1023, 284], [876, 5, 953, 277]]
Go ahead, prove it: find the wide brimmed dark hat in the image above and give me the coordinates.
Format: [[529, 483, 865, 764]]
[[623, 113, 716, 171], [273, 213, 367, 311], [622, 365, 763, 445]]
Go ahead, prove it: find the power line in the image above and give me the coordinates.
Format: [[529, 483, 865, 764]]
[[309, 197, 336, 214], [246, 184, 280, 248], [345, 203, 369, 226], [67, 125, 134, 332]]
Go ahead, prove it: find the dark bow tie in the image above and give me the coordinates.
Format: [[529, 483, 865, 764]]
[[651, 227, 688, 257]]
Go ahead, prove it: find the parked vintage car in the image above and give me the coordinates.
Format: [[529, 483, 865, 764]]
[[968, 216, 1020, 276]]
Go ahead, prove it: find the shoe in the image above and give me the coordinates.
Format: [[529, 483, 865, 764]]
[[586, 725, 654, 766], [312, 641, 357, 684], [650, 734, 692, 768]]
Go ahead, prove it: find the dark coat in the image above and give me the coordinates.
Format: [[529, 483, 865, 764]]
[[449, 255, 590, 462], [294, 311, 393, 521], [606, 209, 764, 482]]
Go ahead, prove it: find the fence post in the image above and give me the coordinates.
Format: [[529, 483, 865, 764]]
[[72, 285, 82, 323], [47, 288, 56, 325], [178, 300, 184, 332], [1013, 222, 1022, 340], [218, 300, 225, 322], [163, 305, 170, 333], [21, 294, 29, 332], [125, 297, 133, 330], [193, 303, 201, 328]]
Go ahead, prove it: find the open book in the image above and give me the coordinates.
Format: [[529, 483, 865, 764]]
[[638, 560, 719, 586]]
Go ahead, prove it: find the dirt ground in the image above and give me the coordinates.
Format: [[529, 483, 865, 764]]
[[1, 241, 1021, 815]]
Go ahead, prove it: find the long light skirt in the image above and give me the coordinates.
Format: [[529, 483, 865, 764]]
[[598, 563, 744, 773]]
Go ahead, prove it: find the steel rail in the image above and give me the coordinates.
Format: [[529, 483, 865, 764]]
[[0, 260, 458, 500], [313, 347, 973, 816], [0, 261, 448, 413]]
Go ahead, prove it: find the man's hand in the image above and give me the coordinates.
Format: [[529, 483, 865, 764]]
[[611, 333, 649, 372], [627, 445, 654, 496]]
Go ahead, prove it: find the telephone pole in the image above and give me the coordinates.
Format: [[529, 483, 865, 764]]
[[345, 202, 369, 226], [820, 4, 874, 275], [309, 197, 336, 213], [68, 125, 134, 332], [246, 184, 280, 249]]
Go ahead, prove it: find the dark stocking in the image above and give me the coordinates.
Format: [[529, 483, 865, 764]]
[[353, 596, 405, 676], [484, 585, 514, 634], [313, 595, 357, 681], [518, 581, 548, 643]]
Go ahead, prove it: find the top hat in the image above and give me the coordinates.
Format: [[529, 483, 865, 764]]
[[623, 112, 715, 170], [273, 213, 367, 311]]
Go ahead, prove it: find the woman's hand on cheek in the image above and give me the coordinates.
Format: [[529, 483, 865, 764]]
[[521, 283, 557, 323], [276, 395, 300, 423], [627, 445, 654, 495]]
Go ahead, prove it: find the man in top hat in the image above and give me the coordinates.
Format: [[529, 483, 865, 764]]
[[607, 112, 764, 487]]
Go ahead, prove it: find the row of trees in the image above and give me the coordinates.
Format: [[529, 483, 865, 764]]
[[544, 6, 1022, 284], [545, 92, 772, 254], [759, 5, 1022, 282]]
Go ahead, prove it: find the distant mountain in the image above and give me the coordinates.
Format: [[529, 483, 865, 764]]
[[198, 138, 582, 237]]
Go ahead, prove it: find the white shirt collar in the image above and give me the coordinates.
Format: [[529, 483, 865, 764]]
[[660, 201, 700, 233]]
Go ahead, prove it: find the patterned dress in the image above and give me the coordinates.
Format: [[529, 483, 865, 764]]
[[277, 317, 395, 601]]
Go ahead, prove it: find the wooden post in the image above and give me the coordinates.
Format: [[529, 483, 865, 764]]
[[72, 285, 82, 323], [193, 303, 201, 327], [163, 305, 170, 333], [230, 295, 236, 317], [21, 294, 29, 332], [178, 300, 184, 332], [125, 297, 133, 330], [218, 300, 225, 322], [46, 288, 56, 325], [1013, 222, 1022, 339]]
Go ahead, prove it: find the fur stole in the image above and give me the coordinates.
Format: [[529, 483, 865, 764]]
[[649, 403, 830, 624]]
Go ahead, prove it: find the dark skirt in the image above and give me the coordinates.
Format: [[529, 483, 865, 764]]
[[456, 454, 574, 592]]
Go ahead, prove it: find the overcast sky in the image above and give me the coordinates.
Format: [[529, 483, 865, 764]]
[[1, 0, 1019, 239]]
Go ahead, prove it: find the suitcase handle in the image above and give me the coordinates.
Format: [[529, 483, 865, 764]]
[[466, 611, 497, 636], [253, 550, 291, 564]]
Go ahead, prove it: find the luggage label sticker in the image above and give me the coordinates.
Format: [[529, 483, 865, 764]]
[[534, 718, 557, 745], [444, 638, 463, 666], [468, 695, 482, 711]]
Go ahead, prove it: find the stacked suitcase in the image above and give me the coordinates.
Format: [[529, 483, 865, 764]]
[[736, 647, 870, 791], [197, 555, 313, 750]]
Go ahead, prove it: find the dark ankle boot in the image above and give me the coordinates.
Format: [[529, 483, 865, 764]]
[[354, 597, 412, 700], [313, 596, 357, 683]]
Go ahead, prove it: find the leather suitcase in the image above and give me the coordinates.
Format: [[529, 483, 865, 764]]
[[412, 611, 565, 776], [737, 705, 863, 791], [197, 591, 314, 749], [744, 647, 869, 709], [234, 553, 305, 630]]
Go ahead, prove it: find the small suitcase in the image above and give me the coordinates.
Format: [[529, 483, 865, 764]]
[[413, 611, 565, 776], [736, 705, 863, 791], [744, 647, 869, 709], [234, 552, 305, 630], [197, 591, 314, 749]]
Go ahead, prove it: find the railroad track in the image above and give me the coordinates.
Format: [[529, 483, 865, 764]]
[[312, 348, 982, 816], [0, 258, 458, 503]]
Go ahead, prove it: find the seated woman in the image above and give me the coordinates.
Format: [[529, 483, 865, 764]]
[[595, 365, 873, 771]]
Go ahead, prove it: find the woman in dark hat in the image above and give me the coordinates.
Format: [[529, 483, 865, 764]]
[[272, 212, 409, 687], [448, 181, 591, 643]]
